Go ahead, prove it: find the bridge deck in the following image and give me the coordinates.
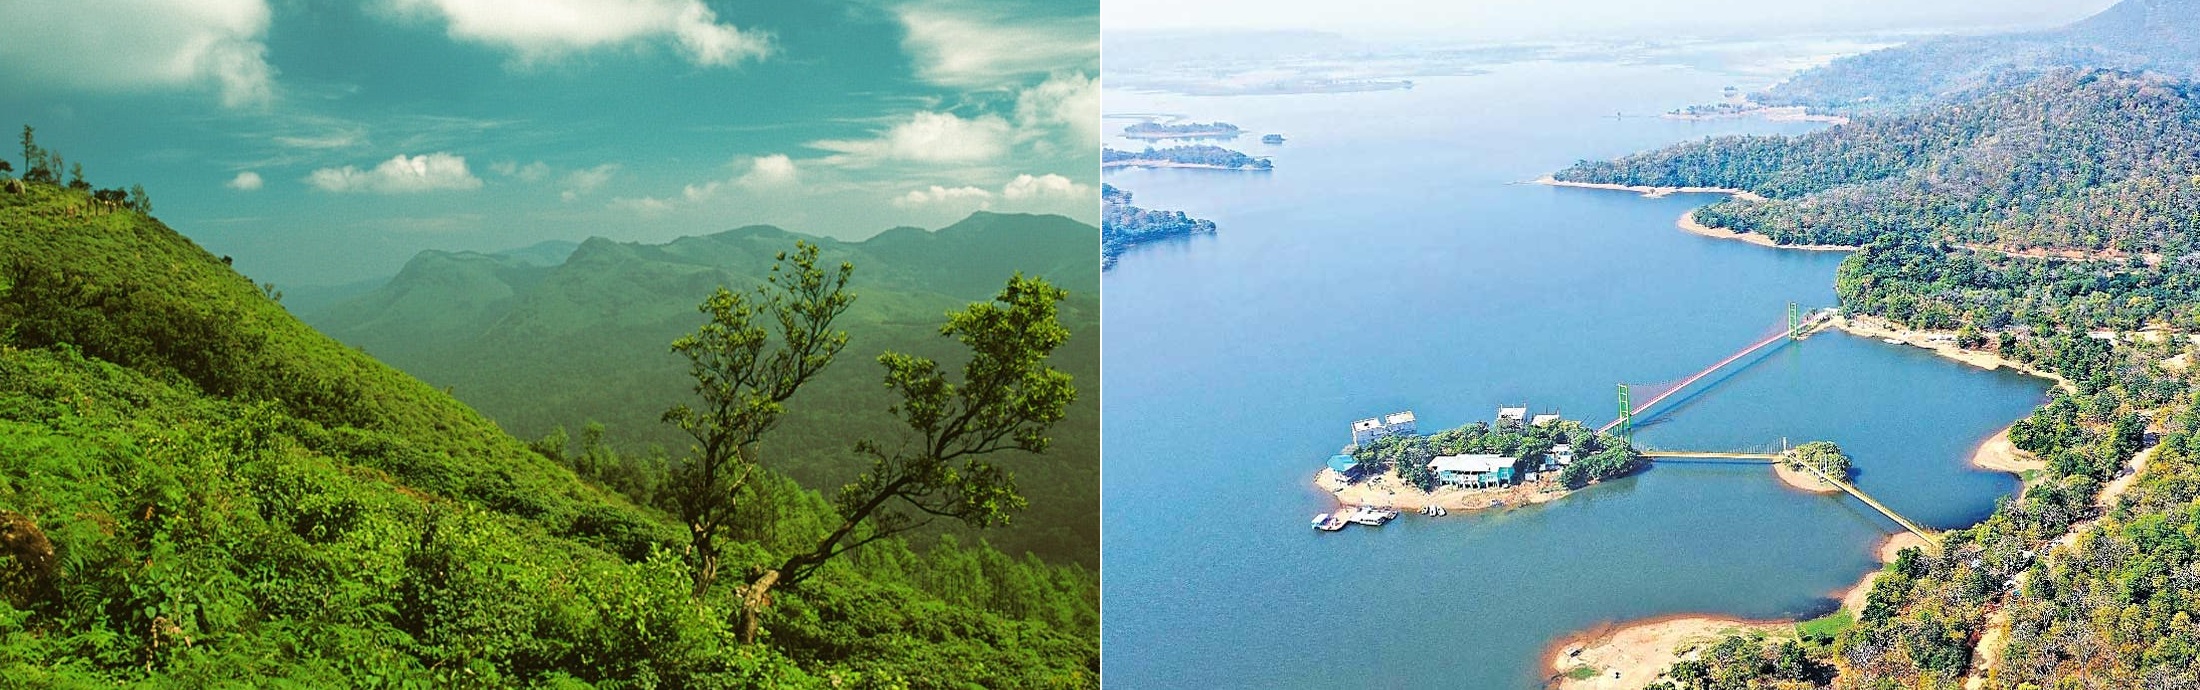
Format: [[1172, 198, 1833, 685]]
[[1647, 448, 1941, 548]]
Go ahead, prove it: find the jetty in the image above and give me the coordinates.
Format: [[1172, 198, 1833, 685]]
[[1645, 446, 1941, 549]]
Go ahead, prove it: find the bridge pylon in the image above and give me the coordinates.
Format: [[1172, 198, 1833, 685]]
[[1615, 383, 1631, 437]]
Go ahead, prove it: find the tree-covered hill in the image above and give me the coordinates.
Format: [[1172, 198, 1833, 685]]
[[307, 212, 1101, 566], [1558, 69, 2200, 255], [1557, 65, 2200, 690], [1757, 0, 2200, 114], [0, 178, 1096, 687]]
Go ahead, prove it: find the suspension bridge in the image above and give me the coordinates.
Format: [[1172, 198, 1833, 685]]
[[1605, 304, 1939, 548], [1598, 303, 1831, 435]]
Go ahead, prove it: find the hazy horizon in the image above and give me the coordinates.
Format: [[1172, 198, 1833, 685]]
[[1101, 0, 2117, 41]]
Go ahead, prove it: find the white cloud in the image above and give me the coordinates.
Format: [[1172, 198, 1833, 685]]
[[893, 184, 994, 209], [560, 163, 619, 201], [809, 111, 1012, 165], [896, 3, 1096, 89], [738, 154, 797, 187], [307, 153, 484, 194], [386, 0, 771, 66], [1015, 72, 1100, 145], [679, 154, 798, 202], [1001, 173, 1086, 200], [226, 171, 265, 191], [0, 0, 274, 108]]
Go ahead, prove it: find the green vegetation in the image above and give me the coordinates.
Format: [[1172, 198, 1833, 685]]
[[1570, 61, 2200, 690], [1560, 70, 2200, 255], [1101, 183, 1217, 269], [307, 213, 1100, 567], [1564, 664, 1600, 680], [1348, 418, 1640, 490], [1642, 632, 1833, 690], [1102, 145, 1272, 170], [0, 156, 1096, 685], [1121, 121, 1241, 139], [1794, 609, 1854, 645], [1786, 441, 1853, 483]]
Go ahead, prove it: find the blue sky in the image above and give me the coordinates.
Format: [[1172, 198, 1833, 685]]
[[0, 0, 1098, 284]]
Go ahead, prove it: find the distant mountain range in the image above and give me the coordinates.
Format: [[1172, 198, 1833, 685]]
[[308, 211, 1101, 564], [1760, 0, 2200, 113]]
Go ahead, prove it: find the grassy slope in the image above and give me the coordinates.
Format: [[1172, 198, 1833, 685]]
[[308, 213, 1101, 566], [0, 183, 1095, 687]]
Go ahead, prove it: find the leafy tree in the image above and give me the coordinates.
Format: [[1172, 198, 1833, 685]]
[[662, 241, 853, 596], [127, 184, 150, 214], [1788, 440, 1852, 482], [737, 274, 1076, 643], [66, 162, 87, 191]]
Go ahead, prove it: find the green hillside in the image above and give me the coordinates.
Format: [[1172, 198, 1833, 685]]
[[1559, 69, 2200, 258], [307, 214, 1101, 565], [0, 180, 1095, 687]]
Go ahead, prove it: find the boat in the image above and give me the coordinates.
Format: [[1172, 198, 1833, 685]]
[[1344, 505, 1393, 526], [1312, 512, 1347, 531], [1881, 337, 1903, 345]]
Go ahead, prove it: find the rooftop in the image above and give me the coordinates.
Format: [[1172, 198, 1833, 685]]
[[1432, 453, 1516, 474], [1327, 454, 1361, 473], [1383, 411, 1416, 425]]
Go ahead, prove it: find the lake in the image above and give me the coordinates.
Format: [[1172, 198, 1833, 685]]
[[1100, 60, 2051, 688]]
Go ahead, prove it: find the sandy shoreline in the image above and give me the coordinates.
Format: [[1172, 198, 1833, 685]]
[[1969, 426, 2044, 477], [1773, 462, 1842, 494], [1548, 532, 1926, 689], [1674, 209, 1855, 252], [1828, 314, 2073, 392], [1533, 177, 1863, 251], [1316, 468, 1572, 513], [1535, 176, 1769, 202]]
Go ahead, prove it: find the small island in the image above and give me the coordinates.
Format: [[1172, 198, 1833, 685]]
[[1101, 183, 1217, 269], [1313, 406, 1646, 520], [1122, 121, 1242, 140], [1103, 145, 1273, 171]]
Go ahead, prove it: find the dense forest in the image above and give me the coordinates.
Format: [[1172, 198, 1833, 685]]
[[1560, 69, 2200, 255], [0, 141, 1096, 687], [1563, 65, 2200, 690], [1754, 0, 2200, 114], [1099, 183, 1217, 268], [306, 213, 1100, 568], [1101, 145, 1272, 170]]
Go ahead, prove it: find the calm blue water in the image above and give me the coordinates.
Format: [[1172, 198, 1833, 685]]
[[1100, 62, 2050, 689]]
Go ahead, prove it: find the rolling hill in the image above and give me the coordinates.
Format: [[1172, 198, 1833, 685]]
[[307, 212, 1102, 565], [0, 180, 1096, 687]]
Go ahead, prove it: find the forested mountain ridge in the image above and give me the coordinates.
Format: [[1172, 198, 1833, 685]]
[[310, 212, 1101, 565], [1559, 69, 2200, 256], [0, 179, 1096, 686], [1557, 61, 2200, 690], [1757, 0, 2200, 113]]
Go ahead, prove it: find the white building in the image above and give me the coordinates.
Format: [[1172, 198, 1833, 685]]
[[1496, 406, 1529, 427]]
